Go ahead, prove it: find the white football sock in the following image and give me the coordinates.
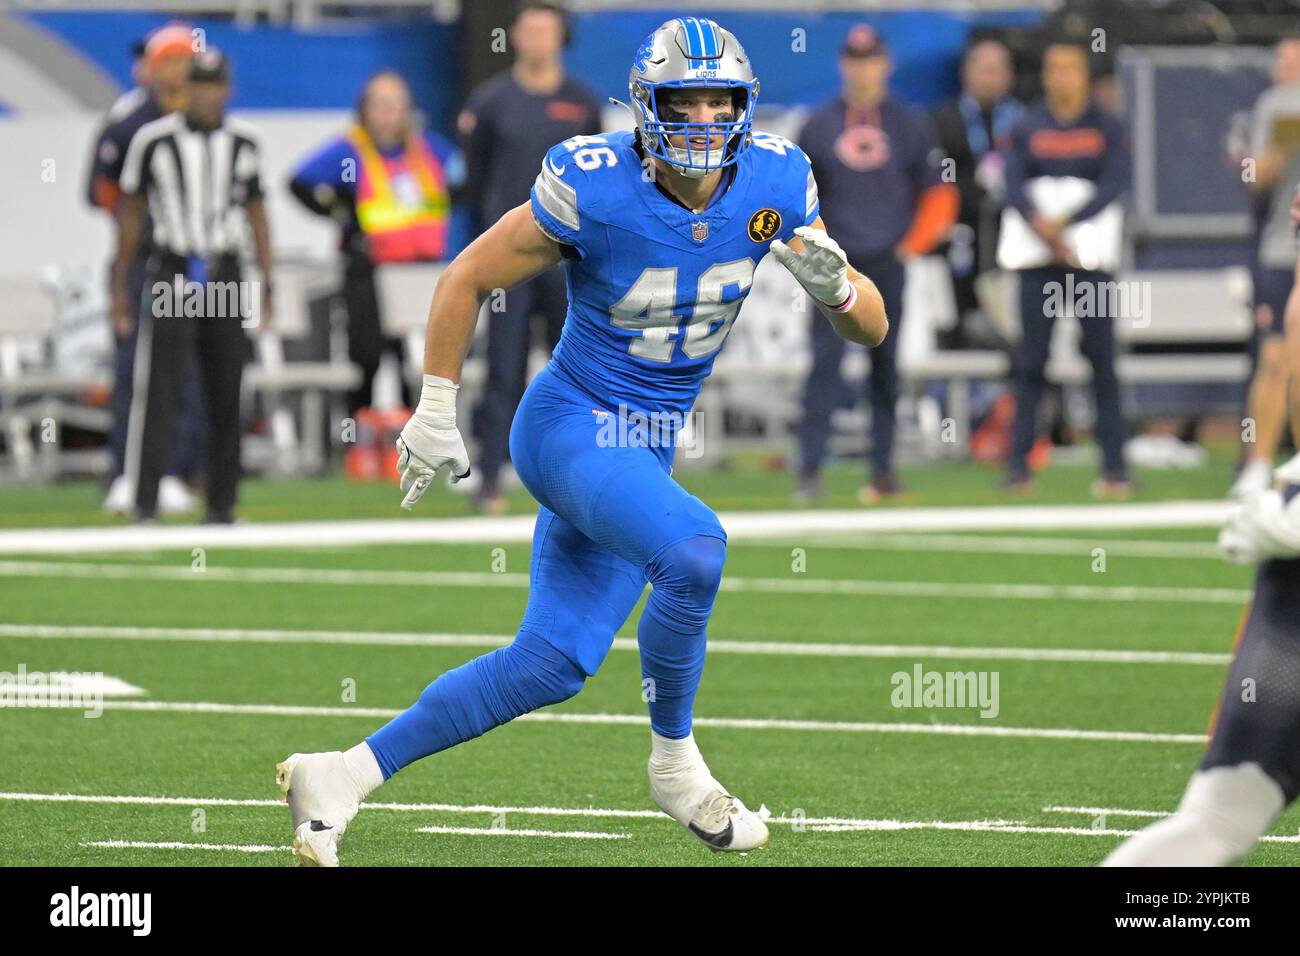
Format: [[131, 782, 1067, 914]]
[[649, 731, 705, 772], [648, 731, 723, 826], [1102, 764, 1285, 866], [342, 741, 385, 802]]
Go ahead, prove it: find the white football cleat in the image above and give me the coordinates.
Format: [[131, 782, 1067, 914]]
[[1229, 458, 1273, 501], [276, 752, 362, 867], [102, 475, 133, 515], [649, 760, 770, 853], [158, 475, 197, 515]]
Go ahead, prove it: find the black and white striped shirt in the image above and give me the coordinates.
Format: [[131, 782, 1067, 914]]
[[119, 112, 263, 258]]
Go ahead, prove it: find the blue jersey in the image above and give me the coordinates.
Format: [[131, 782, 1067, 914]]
[[530, 129, 820, 417]]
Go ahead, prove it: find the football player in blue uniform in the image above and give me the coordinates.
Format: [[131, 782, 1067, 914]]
[[278, 16, 888, 866]]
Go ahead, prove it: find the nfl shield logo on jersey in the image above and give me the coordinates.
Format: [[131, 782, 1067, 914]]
[[691, 220, 709, 243]]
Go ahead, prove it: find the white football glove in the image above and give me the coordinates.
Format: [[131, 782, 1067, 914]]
[[1217, 488, 1300, 564], [395, 374, 471, 511], [770, 226, 855, 310]]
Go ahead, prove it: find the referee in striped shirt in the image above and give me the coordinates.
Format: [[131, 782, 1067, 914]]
[[109, 49, 274, 524]]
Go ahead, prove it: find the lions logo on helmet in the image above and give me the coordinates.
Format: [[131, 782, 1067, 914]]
[[628, 17, 760, 179]]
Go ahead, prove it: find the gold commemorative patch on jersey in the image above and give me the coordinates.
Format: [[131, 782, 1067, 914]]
[[747, 208, 782, 242]]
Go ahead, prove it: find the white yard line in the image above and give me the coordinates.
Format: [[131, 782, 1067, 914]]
[[0, 698, 1210, 744], [0, 500, 1234, 554], [414, 826, 630, 840], [0, 622, 1232, 666], [806, 821, 1300, 843], [748, 533, 1222, 559], [0, 789, 982, 828], [20, 792, 1298, 848], [81, 840, 287, 853], [0, 560, 1252, 606], [1042, 805, 1169, 819]]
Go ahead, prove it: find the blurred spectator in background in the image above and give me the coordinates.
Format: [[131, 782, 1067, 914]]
[[456, 0, 601, 513], [1001, 41, 1131, 498], [86, 23, 200, 517], [110, 49, 272, 525], [289, 70, 464, 415], [795, 23, 958, 505], [1231, 36, 1300, 500], [931, 37, 1023, 348]]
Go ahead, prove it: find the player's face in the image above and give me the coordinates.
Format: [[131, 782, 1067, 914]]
[[1273, 39, 1300, 86], [839, 53, 891, 99], [1042, 46, 1089, 103], [149, 53, 191, 110], [963, 42, 1012, 104], [658, 88, 736, 152], [363, 75, 411, 146], [188, 79, 228, 128], [510, 9, 565, 65]]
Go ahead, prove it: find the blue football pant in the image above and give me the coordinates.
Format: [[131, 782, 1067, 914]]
[[366, 363, 726, 779]]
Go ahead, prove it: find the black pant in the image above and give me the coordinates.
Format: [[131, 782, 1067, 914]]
[[1008, 267, 1127, 479], [343, 258, 412, 415], [108, 257, 207, 481], [798, 249, 906, 480], [472, 268, 568, 490], [131, 254, 247, 518]]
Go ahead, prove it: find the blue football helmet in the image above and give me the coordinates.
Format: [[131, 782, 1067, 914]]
[[628, 17, 760, 178]]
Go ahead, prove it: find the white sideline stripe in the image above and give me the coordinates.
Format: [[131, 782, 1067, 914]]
[[753, 533, 1223, 559], [414, 826, 629, 840], [0, 560, 1252, 606], [1042, 805, 1168, 819], [0, 500, 1235, 553], [0, 623, 1233, 666], [82, 840, 287, 853], [0, 699, 1209, 744]]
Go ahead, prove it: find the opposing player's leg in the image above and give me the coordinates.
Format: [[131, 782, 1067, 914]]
[[278, 499, 647, 865], [1102, 556, 1300, 866]]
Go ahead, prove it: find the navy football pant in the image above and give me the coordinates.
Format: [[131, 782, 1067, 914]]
[[1008, 267, 1128, 479], [472, 268, 568, 492], [1201, 555, 1300, 803], [798, 249, 905, 480]]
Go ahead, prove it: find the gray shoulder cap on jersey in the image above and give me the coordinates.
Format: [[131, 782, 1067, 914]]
[[531, 207, 570, 246], [805, 164, 819, 223], [534, 159, 580, 232]]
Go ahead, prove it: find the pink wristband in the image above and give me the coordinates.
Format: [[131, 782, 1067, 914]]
[[827, 284, 857, 313]]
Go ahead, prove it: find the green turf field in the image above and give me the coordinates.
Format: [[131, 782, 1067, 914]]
[[1, 456, 1292, 866]]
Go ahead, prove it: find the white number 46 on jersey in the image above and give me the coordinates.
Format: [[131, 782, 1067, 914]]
[[611, 260, 756, 362]]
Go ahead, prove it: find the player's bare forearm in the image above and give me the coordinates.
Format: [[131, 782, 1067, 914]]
[[780, 216, 888, 348], [247, 198, 274, 289], [1249, 147, 1288, 191], [423, 202, 563, 381], [110, 194, 146, 305], [819, 265, 888, 348], [1286, 255, 1300, 447]]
